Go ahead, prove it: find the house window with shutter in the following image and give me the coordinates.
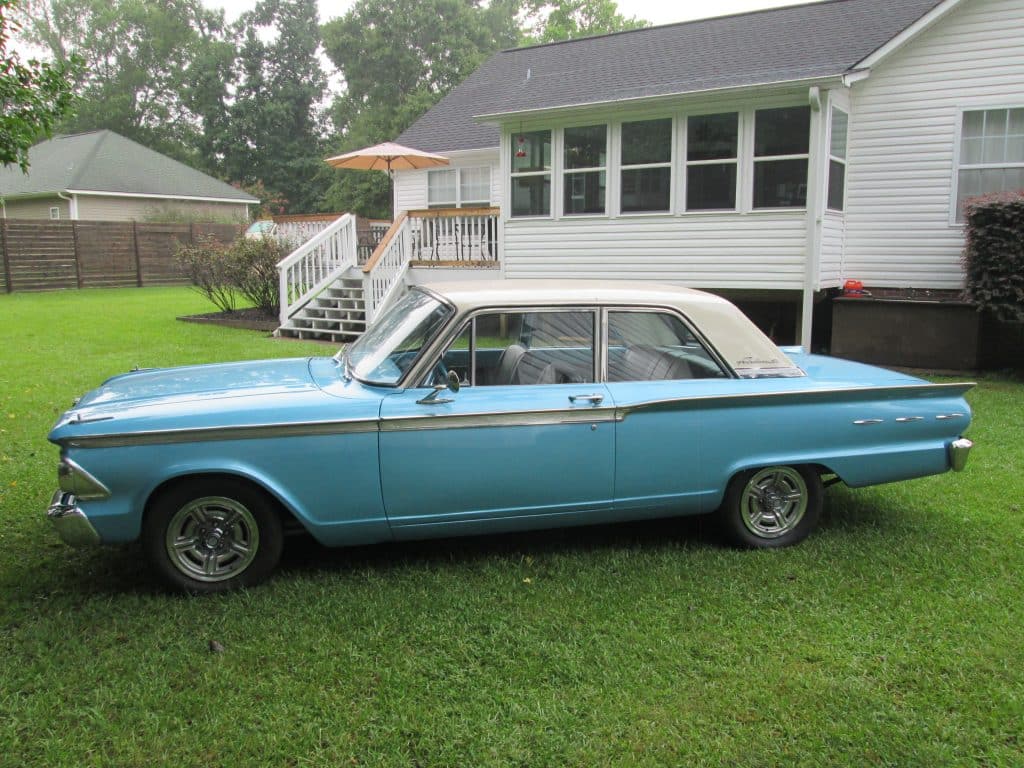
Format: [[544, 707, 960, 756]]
[[954, 108, 1024, 222], [753, 106, 810, 209]]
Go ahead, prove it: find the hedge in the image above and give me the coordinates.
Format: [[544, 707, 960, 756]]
[[962, 193, 1024, 323]]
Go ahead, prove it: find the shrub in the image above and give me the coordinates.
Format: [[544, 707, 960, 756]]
[[176, 235, 238, 313], [229, 236, 286, 317], [963, 193, 1024, 324]]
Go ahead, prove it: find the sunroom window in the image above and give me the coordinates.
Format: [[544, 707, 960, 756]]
[[686, 112, 739, 211], [621, 119, 672, 213], [753, 106, 810, 208], [511, 130, 552, 217], [955, 108, 1024, 222], [563, 125, 607, 215], [827, 107, 849, 211]]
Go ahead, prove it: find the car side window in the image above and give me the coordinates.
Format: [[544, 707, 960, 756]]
[[429, 310, 596, 386], [607, 311, 727, 381]]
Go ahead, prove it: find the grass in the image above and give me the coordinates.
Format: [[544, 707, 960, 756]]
[[1, 287, 1022, 767]]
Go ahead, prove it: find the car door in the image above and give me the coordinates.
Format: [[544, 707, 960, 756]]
[[602, 307, 731, 517], [378, 308, 615, 538]]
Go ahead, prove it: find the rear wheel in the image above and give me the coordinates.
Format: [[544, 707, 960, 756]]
[[718, 465, 822, 548], [143, 477, 283, 593]]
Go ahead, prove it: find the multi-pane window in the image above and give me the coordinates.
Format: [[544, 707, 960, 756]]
[[827, 107, 849, 211], [563, 125, 607, 215], [428, 167, 491, 208], [49, 206, 61, 220], [955, 108, 1024, 221], [620, 119, 672, 213], [753, 106, 810, 208], [511, 130, 552, 217], [686, 113, 739, 210]]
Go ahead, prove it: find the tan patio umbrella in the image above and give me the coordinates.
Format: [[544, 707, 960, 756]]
[[325, 142, 449, 218], [324, 141, 449, 175]]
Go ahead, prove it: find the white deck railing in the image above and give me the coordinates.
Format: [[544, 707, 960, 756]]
[[407, 207, 499, 263], [362, 212, 411, 322], [277, 212, 358, 326]]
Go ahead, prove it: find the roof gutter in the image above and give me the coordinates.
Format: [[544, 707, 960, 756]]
[[57, 191, 78, 220], [65, 189, 258, 205], [474, 74, 846, 123]]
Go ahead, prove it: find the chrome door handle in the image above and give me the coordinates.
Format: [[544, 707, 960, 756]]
[[569, 393, 604, 405]]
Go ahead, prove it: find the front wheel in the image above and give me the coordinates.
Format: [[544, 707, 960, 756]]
[[142, 477, 283, 593], [718, 465, 822, 548]]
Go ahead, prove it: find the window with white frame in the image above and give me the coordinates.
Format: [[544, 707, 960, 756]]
[[827, 107, 848, 211], [49, 206, 61, 220], [753, 106, 810, 208], [511, 129, 552, 217], [563, 124, 607, 215], [955, 108, 1024, 222], [427, 166, 491, 208], [620, 118, 672, 213], [686, 112, 739, 211]]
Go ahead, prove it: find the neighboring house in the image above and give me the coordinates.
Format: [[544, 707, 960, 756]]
[[0, 130, 257, 223], [389, 0, 1024, 347]]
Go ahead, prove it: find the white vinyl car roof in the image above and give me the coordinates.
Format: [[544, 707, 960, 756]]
[[419, 280, 801, 378]]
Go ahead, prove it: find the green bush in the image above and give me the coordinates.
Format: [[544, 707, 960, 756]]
[[230, 236, 286, 316], [177, 234, 289, 316], [963, 193, 1024, 323], [176, 235, 238, 313]]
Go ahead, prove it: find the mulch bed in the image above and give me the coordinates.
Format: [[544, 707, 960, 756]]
[[177, 308, 279, 332]]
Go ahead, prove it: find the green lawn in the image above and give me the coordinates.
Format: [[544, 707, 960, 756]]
[[1, 287, 1022, 767]]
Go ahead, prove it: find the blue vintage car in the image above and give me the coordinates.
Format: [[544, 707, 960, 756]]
[[47, 281, 974, 592]]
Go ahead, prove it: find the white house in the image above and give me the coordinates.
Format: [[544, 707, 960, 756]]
[[275, 0, 1022, 356]]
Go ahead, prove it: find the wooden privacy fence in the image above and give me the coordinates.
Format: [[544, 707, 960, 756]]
[[0, 220, 243, 293]]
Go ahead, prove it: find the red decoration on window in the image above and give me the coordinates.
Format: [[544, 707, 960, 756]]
[[515, 135, 527, 158]]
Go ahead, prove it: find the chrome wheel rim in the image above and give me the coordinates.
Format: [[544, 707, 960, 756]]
[[739, 467, 808, 539], [164, 496, 259, 582]]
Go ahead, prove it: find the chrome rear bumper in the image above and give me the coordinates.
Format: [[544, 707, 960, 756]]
[[47, 490, 101, 546], [948, 438, 973, 472]]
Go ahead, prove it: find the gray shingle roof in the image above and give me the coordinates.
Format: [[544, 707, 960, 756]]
[[0, 130, 258, 202], [397, 0, 945, 153]]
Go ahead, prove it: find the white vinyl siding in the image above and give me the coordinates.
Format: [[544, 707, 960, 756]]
[[844, 0, 1024, 289], [819, 213, 846, 287], [2, 197, 69, 220], [503, 213, 807, 290], [74, 195, 249, 222], [394, 151, 501, 214]]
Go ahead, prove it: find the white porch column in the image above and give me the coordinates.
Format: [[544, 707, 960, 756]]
[[801, 87, 827, 350]]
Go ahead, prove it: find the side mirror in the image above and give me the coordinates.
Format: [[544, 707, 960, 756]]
[[416, 368, 461, 404]]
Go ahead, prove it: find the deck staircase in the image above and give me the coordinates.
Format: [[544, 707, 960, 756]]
[[275, 207, 499, 343], [276, 276, 366, 342]]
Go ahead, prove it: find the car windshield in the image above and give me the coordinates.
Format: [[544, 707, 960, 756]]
[[341, 289, 453, 386]]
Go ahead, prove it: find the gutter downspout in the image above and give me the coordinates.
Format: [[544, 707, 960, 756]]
[[57, 191, 78, 220], [801, 86, 826, 351]]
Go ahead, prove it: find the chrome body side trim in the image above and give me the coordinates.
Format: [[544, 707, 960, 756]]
[[895, 416, 925, 423], [380, 408, 620, 432], [853, 419, 884, 426], [936, 413, 966, 421], [46, 490, 101, 547], [948, 438, 973, 472], [60, 418, 380, 448]]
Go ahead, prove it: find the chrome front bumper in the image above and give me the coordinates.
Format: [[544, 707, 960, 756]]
[[948, 438, 973, 473], [47, 490, 101, 547]]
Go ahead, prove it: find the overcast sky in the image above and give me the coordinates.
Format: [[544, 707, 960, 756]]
[[206, 0, 819, 27]]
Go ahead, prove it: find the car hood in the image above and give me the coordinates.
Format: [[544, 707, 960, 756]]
[[74, 358, 319, 409]]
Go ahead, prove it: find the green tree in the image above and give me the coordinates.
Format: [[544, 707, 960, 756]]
[[226, 0, 327, 213], [522, 0, 646, 43], [0, 0, 79, 169], [320, 0, 521, 216], [13, 0, 232, 169]]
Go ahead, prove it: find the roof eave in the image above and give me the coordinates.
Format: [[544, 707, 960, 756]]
[[473, 74, 847, 123], [854, 0, 964, 69], [66, 189, 259, 204]]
